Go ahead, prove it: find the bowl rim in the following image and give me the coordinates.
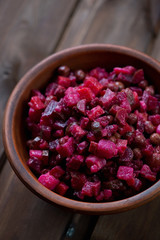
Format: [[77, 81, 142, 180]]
[[3, 43, 160, 214]]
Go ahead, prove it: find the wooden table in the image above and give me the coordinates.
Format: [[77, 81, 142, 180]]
[[0, 0, 160, 239]]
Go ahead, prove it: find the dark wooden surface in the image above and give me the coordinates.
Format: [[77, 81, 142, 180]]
[[0, 0, 160, 239]]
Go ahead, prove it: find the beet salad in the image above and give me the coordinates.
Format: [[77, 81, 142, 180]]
[[26, 65, 160, 202]]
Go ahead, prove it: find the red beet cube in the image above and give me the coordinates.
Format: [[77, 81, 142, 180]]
[[84, 76, 103, 95], [132, 69, 144, 84], [56, 137, 75, 157], [58, 76, 71, 88], [38, 173, 60, 190], [86, 155, 106, 173], [81, 181, 101, 197], [50, 166, 65, 179], [97, 139, 118, 159], [117, 139, 128, 155], [66, 155, 84, 170], [140, 164, 156, 181], [116, 108, 127, 125], [56, 182, 69, 195], [77, 87, 95, 102], [149, 114, 160, 126], [71, 172, 87, 191], [117, 166, 134, 181], [28, 96, 45, 110], [70, 123, 87, 141], [64, 87, 80, 107], [29, 150, 49, 165], [77, 141, 89, 154], [90, 67, 108, 80], [114, 66, 136, 75], [100, 88, 117, 109], [27, 157, 42, 174], [87, 105, 105, 121]]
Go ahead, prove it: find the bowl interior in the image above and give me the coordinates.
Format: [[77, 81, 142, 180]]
[[5, 45, 160, 214]]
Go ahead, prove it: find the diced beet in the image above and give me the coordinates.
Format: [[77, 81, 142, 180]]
[[131, 178, 142, 191], [38, 173, 60, 190], [29, 108, 42, 123], [102, 124, 118, 138], [77, 99, 86, 114], [84, 76, 103, 95], [81, 181, 101, 197], [100, 89, 117, 109], [54, 85, 66, 99], [95, 116, 109, 127], [116, 108, 127, 125], [149, 114, 160, 126], [58, 76, 71, 88], [28, 96, 45, 110], [89, 67, 108, 80], [71, 172, 87, 191], [117, 166, 134, 181], [89, 141, 98, 155], [31, 89, 45, 102], [114, 66, 136, 75], [77, 87, 95, 102], [49, 166, 65, 179], [77, 141, 89, 154], [132, 69, 144, 84], [147, 95, 158, 112], [53, 130, 64, 138], [29, 150, 49, 165], [139, 101, 147, 112], [103, 189, 113, 200], [119, 147, 133, 164], [140, 164, 156, 181], [86, 155, 106, 173], [97, 139, 118, 159], [56, 182, 69, 195], [66, 155, 84, 170], [117, 139, 128, 155], [64, 87, 80, 107], [80, 117, 90, 129], [40, 125, 51, 140], [41, 100, 58, 125], [56, 137, 75, 157], [130, 87, 142, 96], [69, 123, 87, 141], [27, 157, 42, 174], [87, 132, 96, 141], [45, 82, 58, 96], [109, 105, 121, 115], [119, 123, 132, 135], [87, 105, 105, 121], [27, 137, 49, 150], [117, 73, 132, 85]]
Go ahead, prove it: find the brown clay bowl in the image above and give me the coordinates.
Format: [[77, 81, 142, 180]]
[[3, 44, 160, 214]]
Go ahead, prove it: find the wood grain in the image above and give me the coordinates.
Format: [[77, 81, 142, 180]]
[[58, 0, 153, 51], [91, 196, 160, 240], [0, 0, 78, 160]]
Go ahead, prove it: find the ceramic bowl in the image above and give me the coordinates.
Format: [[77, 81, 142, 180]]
[[3, 44, 160, 214]]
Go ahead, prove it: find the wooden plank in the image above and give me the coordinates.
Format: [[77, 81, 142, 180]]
[[0, 0, 78, 239], [90, 196, 160, 240], [58, 0, 153, 52], [0, 0, 78, 160]]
